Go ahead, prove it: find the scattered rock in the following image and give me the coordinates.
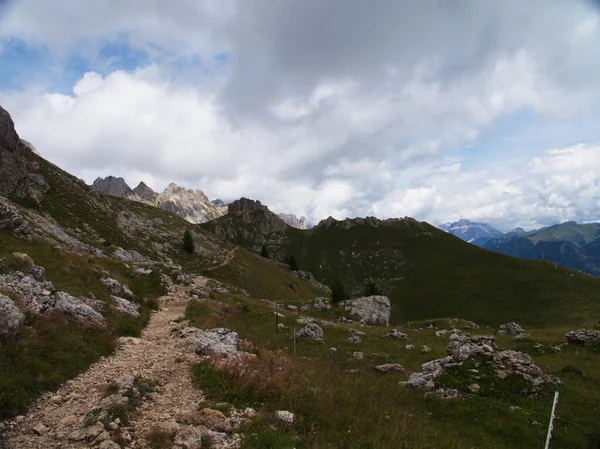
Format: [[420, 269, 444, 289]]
[[295, 323, 324, 342], [421, 346, 431, 354], [498, 322, 527, 337], [387, 329, 408, 340], [348, 329, 366, 337], [198, 408, 232, 433], [173, 424, 206, 448], [32, 423, 49, 436], [339, 295, 391, 326], [426, 388, 459, 400], [274, 410, 294, 426], [49, 291, 106, 327], [97, 440, 121, 449], [375, 364, 405, 374], [435, 330, 448, 337], [405, 344, 414, 350], [565, 329, 600, 346], [0, 293, 25, 339], [196, 328, 240, 357], [346, 335, 361, 344], [469, 383, 481, 393], [353, 351, 364, 360], [110, 295, 140, 317], [101, 277, 134, 300], [312, 296, 331, 310]]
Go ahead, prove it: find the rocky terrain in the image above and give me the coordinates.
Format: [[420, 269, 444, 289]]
[[277, 213, 307, 229], [91, 177, 226, 224]]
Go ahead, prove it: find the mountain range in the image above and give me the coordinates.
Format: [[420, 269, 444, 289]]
[[438, 219, 502, 246]]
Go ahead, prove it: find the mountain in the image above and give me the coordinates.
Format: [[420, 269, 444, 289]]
[[154, 183, 226, 224], [278, 213, 308, 229], [91, 177, 226, 224], [484, 221, 600, 276], [92, 176, 133, 198], [204, 200, 600, 326], [212, 199, 227, 206], [438, 219, 502, 246]]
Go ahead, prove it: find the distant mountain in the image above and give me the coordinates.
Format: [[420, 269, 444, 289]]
[[438, 219, 502, 246], [91, 177, 226, 224], [212, 199, 227, 206], [278, 213, 308, 229], [484, 221, 600, 276]]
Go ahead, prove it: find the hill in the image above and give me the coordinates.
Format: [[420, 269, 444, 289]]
[[484, 221, 600, 277], [205, 199, 600, 327]]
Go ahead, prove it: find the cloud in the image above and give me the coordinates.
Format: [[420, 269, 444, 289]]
[[1, 0, 600, 229]]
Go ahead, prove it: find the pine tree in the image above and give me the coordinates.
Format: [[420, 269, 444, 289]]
[[287, 255, 299, 271], [183, 230, 194, 254], [363, 278, 383, 296], [331, 279, 349, 303], [260, 245, 269, 258]]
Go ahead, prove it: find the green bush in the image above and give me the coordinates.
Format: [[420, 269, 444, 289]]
[[331, 279, 349, 303], [183, 230, 195, 254]]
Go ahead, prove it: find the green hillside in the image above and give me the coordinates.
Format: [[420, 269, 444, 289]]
[[206, 207, 600, 327]]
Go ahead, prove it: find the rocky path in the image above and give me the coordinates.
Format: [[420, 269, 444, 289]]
[[205, 247, 237, 272], [4, 282, 241, 449]]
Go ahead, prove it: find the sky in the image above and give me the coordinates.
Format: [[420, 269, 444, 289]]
[[1, 0, 600, 231]]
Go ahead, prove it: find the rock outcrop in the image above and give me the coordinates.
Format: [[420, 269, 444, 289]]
[[155, 183, 226, 224], [132, 181, 156, 202], [195, 328, 240, 357], [110, 295, 140, 317], [92, 176, 133, 198], [50, 292, 107, 328], [295, 323, 324, 342], [277, 213, 308, 230], [498, 322, 526, 337], [339, 295, 391, 326], [0, 293, 26, 339], [407, 335, 561, 396], [565, 329, 600, 346]]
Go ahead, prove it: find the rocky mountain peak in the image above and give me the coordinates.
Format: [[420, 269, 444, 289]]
[[278, 213, 308, 229], [132, 181, 156, 202], [162, 183, 210, 204], [227, 198, 270, 215], [92, 176, 133, 198]]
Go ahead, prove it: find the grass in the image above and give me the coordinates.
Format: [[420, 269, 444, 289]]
[[206, 212, 600, 328], [186, 283, 600, 448], [0, 231, 166, 419]]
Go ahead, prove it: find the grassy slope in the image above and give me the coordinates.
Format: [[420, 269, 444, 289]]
[[254, 219, 600, 327], [185, 275, 600, 449], [500, 222, 600, 245], [0, 233, 167, 418], [14, 145, 230, 272]]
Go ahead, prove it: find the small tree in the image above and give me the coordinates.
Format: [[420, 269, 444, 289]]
[[260, 245, 269, 259], [287, 255, 299, 271], [363, 278, 383, 296], [331, 279, 349, 304], [183, 230, 194, 254]]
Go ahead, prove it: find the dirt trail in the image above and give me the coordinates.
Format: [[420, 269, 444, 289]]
[[4, 282, 238, 449], [205, 247, 237, 272]]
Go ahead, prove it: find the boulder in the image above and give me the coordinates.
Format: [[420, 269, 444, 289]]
[[274, 410, 294, 426], [48, 292, 106, 328], [565, 329, 600, 346], [339, 295, 391, 326], [110, 295, 140, 317], [375, 364, 405, 374], [387, 329, 408, 340], [498, 322, 526, 337], [0, 293, 25, 339], [198, 408, 231, 433], [312, 296, 331, 310], [196, 328, 239, 357], [346, 335, 361, 344], [101, 277, 134, 300], [295, 323, 324, 342], [446, 335, 496, 360]]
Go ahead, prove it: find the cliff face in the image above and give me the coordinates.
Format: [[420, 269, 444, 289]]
[[278, 213, 308, 229], [155, 183, 226, 224], [0, 106, 47, 199], [92, 176, 133, 198]]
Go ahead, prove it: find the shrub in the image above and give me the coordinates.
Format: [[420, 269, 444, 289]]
[[260, 245, 269, 259], [363, 278, 384, 296], [287, 255, 299, 271]]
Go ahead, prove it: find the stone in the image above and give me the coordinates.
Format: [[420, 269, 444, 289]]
[[199, 408, 232, 433], [32, 423, 49, 436], [312, 296, 331, 310], [387, 329, 408, 340], [421, 346, 431, 354], [339, 295, 391, 326], [295, 323, 324, 342], [173, 424, 207, 449], [92, 431, 111, 445], [85, 422, 105, 439], [352, 351, 364, 360], [196, 328, 239, 357], [274, 410, 294, 426], [405, 344, 414, 350], [346, 335, 361, 344], [48, 292, 106, 328], [69, 428, 88, 441], [435, 330, 448, 337], [446, 335, 496, 361], [110, 295, 140, 317], [101, 277, 134, 299], [375, 364, 405, 373], [565, 329, 600, 346], [469, 383, 481, 393], [0, 293, 25, 339], [498, 322, 526, 337], [97, 440, 121, 449], [348, 329, 366, 337], [427, 388, 459, 399]]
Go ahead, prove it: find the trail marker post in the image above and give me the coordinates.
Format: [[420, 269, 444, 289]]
[[544, 391, 560, 449]]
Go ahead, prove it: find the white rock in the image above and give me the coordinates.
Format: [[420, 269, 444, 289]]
[[275, 410, 294, 425]]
